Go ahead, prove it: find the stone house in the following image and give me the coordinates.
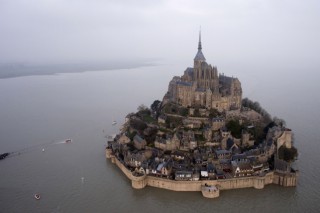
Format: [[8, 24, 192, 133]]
[[231, 161, 254, 177], [133, 135, 146, 150], [182, 118, 202, 129], [158, 114, 167, 124], [181, 130, 197, 150], [175, 170, 193, 181], [212, 117, 225, 131], [124, 151, 146, 168], [154, 133, 180, 151], [171, 151, 185, 161], [220, 127, 231, 138], [251, 160, 264, 173], [215, 149, 232, 160], [203, 127, 213, 141], [159, 161, 173, 177], [118, 134, 131, 144], [149, 161, 159, 175]]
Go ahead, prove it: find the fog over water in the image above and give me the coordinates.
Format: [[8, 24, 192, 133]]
[[0, 0, 320, 212], [1, 0, 319, 70]]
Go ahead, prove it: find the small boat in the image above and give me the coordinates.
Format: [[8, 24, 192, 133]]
[[42, 148, 45, 152], [0, 153, 10, 160], [34, 194, 41, 200], [112, 121, 117, 125], [65, 139, 72, 143]]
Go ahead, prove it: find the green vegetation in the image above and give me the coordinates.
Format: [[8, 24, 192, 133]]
[[130, 119, 147, 132], [162, 102, 188, 117], [127, 131, 137, 141], [193, 108, 200, 117], [150, 100, 162, 118], [179, 107, 189, 116], [195, 134, 205, 141], [209, 108, 222, 119], [142, 114, 156, 123], [242, 98, 272, 123], [136, 104, 157, 124], [226, 119, 244, 138], [252, 124, 266, 144], [165, 116, 183, 128], [278, 145, 298, 162], [159, 127, 171, 133]]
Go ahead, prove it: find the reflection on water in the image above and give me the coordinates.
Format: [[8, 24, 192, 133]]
[[0, 65, 319, 212]]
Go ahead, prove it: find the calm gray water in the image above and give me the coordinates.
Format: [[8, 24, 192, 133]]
[[0, 64, 319, 212]]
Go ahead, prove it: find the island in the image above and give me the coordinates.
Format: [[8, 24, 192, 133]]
[[105, 32, 298, 198]]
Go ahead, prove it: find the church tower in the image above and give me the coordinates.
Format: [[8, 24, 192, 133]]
[[193, 30, 206, 82], [193, 30, 218, 92]]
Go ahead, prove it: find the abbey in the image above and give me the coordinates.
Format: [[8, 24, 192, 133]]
[[163, 32, 242, 112]]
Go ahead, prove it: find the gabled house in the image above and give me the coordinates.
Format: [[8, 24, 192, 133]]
[[124, 151, 146, 168], [231, 161, 254, 177], [215, 149, 232, 159], [160, 161, 173, 177], [133, 134, 146, 150]]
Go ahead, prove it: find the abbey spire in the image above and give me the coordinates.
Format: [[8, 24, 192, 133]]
[[198, 29, 202, 50], [194, 30, 206, 62]]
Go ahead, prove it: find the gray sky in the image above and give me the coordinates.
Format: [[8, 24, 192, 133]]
[[0, 0, 319, 69]]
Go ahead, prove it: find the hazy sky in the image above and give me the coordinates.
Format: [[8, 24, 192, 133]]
[[0, 0, 319, 68]]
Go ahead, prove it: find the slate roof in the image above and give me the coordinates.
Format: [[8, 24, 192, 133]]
[[194, 50, 206, 61], [133, 135, 145, 143]]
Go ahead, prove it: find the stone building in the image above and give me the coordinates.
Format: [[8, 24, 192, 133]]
[[163, 31, 242, 112], [133, 135, 146, 150], [212, 117, 225, 131]]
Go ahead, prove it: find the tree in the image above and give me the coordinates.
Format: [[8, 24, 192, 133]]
[[273, 117, 286, 128], [242, 97, 272, 123], [179, 107, 189, 116], [278, 145, 298, 162], [226, 119, 243, 138], [130, 119, 147, 132], [150, 100, 161, 113], [137, 104, 148, 112]]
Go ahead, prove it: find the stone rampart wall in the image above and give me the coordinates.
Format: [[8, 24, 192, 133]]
[[108, 155, 297, 196], [273, 171, 298, 187], [217, 172, 274, 190]]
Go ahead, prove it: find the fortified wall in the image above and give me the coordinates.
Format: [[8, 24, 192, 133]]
[[106, 148, 298, 198]]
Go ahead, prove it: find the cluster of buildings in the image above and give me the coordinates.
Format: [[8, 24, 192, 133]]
[[107, 32, 295, 182], [108, 105, 293, 181]]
